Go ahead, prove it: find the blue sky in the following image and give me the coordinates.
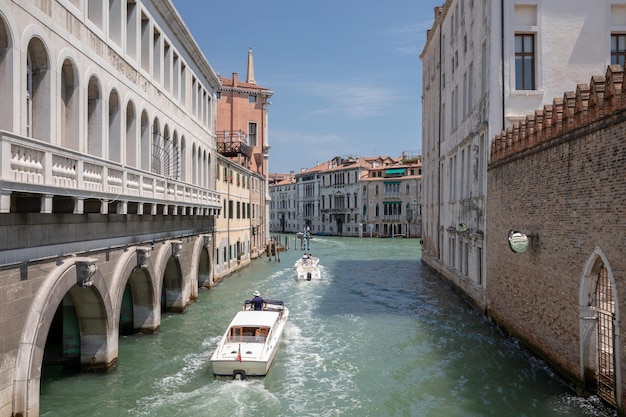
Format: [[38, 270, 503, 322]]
[[172, 0, 442, 173]]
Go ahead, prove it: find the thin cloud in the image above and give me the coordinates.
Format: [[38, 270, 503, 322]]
[[306, 83, 409, 119]]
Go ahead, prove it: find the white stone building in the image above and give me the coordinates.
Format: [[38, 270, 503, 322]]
[[0, 0, 221, 219], [420, 0, 625, 309]]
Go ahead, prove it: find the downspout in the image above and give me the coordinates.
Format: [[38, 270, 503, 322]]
[[437, 17, 442, 259], [501, 0, 505, 128]]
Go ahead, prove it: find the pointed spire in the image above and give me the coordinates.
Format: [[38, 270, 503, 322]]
[[246, 47, 256, 84]]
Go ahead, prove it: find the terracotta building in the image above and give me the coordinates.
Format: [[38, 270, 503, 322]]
[[215, 48, 273, 274]]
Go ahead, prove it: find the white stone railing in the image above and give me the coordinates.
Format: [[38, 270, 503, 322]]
[[0, 131, 220, 213]]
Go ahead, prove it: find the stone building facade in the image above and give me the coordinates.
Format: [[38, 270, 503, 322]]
[[0, 1, 247, 415], [420, 0, 623, 311], [487, 65, 626, 413]]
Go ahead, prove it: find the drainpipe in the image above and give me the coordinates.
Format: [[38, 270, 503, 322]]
[[501, 0, 505, 129]]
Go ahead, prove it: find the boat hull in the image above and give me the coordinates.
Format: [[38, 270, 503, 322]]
[[295, 265, 321, 280], [210, 304, 288, 378]]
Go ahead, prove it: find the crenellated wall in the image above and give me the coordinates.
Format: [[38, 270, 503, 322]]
[[491, 65, 625, 164]]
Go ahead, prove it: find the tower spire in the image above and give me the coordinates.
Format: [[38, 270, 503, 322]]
[[246, 47, 256, 84]]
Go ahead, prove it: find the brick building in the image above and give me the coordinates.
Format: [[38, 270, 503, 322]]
[[487, 65, 626, 413]]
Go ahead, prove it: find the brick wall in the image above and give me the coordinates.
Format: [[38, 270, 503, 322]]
[[487, 64, 626, 410]]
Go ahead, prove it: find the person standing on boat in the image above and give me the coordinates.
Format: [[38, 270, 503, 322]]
[[251, 290, 265, 310]]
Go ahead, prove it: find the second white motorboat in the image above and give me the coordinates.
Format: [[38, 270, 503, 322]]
[[210, 299, 288, 379], [294, 253, 321, 281]]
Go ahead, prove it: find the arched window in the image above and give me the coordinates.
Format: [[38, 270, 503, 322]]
[[108, 89, 121, 162], [26, 38, 51, 141], [61, 59, 79, 150], [151, 117, 160, 174], [375, 203, 379, 217], [125, 101, 137, 167], [0, 16, 12, 131], [87, 75, 103, 156], [140, 110, 150, 170], [180, 135, 187, 182]]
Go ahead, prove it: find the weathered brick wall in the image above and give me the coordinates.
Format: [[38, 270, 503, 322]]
[[487, 65, 626, 409]]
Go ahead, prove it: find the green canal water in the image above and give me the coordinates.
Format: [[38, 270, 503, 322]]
[[40, 236, 616, 417]]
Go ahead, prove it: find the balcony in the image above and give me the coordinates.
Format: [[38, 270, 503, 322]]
[[1, 131, 221, 214], [217, 130, 252, 157]]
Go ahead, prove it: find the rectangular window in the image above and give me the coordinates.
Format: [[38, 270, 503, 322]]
[[612, 34, 626, 67], [248, 95, 257, 103], [515, 33, 535, 90], [248, 122, 257, 146]]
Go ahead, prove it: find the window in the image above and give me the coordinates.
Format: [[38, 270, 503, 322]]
[[248, 122, 257, 146], [515, 34, 535, 90], [248, 95, 257, 103], [611, 34, 626, 67]]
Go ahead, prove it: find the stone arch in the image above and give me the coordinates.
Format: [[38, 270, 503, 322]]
[[140, 109, 150, 170], [59, 56, 80, 150], [190, 235, 213, 296], [152, 116, 161, 175], [108, 88, 122, 162], [153, 240, 188, 313], [125, 99, 137, 168], [110, 247, 160, 334], [579, 246, 621, 407], [13, 257, 115, 416], [180, 134, 187, 182], [26, 35, 52, 141], [86, 74, 103, 156], [0, 10, 15, 131], [191, 142, 198, 185]]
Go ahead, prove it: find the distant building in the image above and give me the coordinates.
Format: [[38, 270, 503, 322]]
[[269, 173, 297, 233], [269, 154, 422, 238], [361, 153, 422, 238]]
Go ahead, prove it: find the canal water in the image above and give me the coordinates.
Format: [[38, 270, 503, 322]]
[[40, 236, 616, 417]]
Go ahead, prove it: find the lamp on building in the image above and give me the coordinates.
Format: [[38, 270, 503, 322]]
[[137, 247, 152, 269], [203, 235, 212, 249], [458, 223, 468, 232], [508, 230, 530, 253], [171, 240, 183, 258], [76, 259, 97, 287]]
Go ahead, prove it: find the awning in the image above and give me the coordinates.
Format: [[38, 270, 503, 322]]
[[385, 168, 405, 175]]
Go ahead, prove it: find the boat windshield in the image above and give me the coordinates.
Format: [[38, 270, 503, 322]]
[[227, 326, 269, 343]]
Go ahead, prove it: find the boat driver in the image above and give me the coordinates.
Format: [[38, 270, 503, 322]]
[[251, 290, 265, 311]]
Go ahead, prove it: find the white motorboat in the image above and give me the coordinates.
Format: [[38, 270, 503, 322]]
[[210, 299, 289, 379], [294, 253, 321, 281]]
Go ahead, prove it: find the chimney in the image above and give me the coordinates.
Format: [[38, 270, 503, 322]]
[[232, 72, 238, 88], [246, 47, 256, 84]]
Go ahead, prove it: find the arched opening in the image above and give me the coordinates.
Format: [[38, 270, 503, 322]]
[[161, 254, 184, 313], [87, 75, 103, 156], [26, 37, 51, 141], [120, 264, 155, 335], [198, 246, 211, 288], [125, 101, 137, 167], [108, 89, 121, 162], [172, 131, 180, 180], [191, 143, 197, 185], [580, 249, 620, 408], [61, 59, 80, 150], [0, 14, 13, 131], [140, 110, 150, 171], [180, 135, 187, 182], [151, 117, 161, 175]]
